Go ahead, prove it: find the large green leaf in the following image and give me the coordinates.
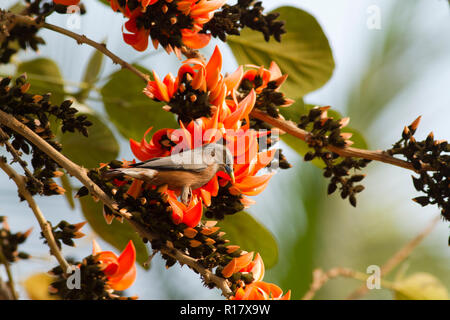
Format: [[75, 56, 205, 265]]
[[228, 6, 335, 99], [60, 111, 119, 168], [75, 48, 104, 103], [79, 197, 149, 268], [216, 212, 278, 269], [101, 66, 176, 141], [17, 58, 66, 104]]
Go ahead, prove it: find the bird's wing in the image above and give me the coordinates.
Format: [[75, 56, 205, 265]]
[[130, 150, 207, 172]]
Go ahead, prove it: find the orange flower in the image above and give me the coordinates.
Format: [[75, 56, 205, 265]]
[[92, 240, 137, 291], [231, 281, 291, 300], [222, 251, 291, 300], [117, 0, 226, 52], [167, 191, 203, 228], [144, 46, 225, 107], [222, 252, 264, 281], [53, 0, 80, 5]]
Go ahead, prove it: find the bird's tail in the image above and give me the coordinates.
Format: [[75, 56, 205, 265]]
[[102, 167, 155, 181], [102, 168, 127, 180]]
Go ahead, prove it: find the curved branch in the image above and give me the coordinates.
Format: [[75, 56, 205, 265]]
[[42, 22, 150, 83], [0, 159, 70, 272]]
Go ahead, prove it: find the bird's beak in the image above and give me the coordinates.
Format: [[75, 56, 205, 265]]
[[225, 165, 235, 184]]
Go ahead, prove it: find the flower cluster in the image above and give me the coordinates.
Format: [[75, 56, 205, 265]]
[[107, 0, 226, 53], [220, 251, 290, 300], [0, 216, 31, 262], [0, 12, 44, 64], [203, 0, 286, 43], [298, 106, 371, 207], [49, 240, 137, 299], [43, 220, 86, 249], [128, 46, 293, 223], [387, 116, 450, 223], [92, 240, 137, 291]]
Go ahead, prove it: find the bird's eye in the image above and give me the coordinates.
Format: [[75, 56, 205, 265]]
[[210, 149, 215, 157]]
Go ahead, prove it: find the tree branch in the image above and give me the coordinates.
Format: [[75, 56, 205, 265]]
[[250, 109, 431, 172], [42, 22, 150, 83], [302, 267, 363, 300], [0, 159, 70, 272]]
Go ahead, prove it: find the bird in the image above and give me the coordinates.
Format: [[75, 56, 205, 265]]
[[104, 143, 235, 204]]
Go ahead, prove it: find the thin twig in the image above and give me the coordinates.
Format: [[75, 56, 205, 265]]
[[302, 267, 361, 300], [301, 267, 397, 300], [0, 127, 43, 190], [0, 243, 18, 300], [0, 159, 70, 272], [42, 22, 150, 83], [345, 215, 441, 300]]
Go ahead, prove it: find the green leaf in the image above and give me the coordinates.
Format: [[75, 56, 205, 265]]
[[228, 6, 335, 99], [79, 196, 149, 268], [8, 1, 27, 13], [75, 48, 104, 102], [60, 110, 119, 168], [97, 0, 110, 6], [60, 174, 75, 209], [216, 212, 278, 269], [101, 66, 176, 141], [393, 273, 449, 300], [17, 58, 66, 104]]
